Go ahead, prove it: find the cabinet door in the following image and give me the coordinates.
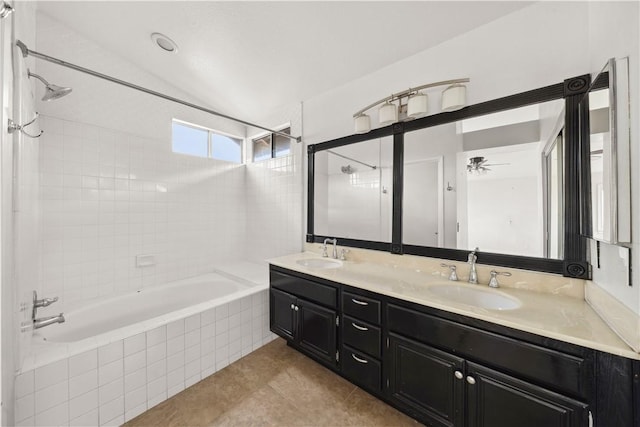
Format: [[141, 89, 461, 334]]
[[466, 362, 588, 427], [388, 334, 465, 427], [270, 288, 296, 340], [297, 299, 337, 365]]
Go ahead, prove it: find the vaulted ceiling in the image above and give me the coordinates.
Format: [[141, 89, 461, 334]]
[[37, 1, 532, 121]]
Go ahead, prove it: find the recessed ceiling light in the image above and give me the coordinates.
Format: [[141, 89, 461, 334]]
[[151, 32, 178, 54]]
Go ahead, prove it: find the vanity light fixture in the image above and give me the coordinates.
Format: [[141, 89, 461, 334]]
[[151, 32, 179, 54], [352, 77, 470, 134]]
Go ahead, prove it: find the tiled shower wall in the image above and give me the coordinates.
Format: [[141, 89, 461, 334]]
[[37, 115, 247, 314]]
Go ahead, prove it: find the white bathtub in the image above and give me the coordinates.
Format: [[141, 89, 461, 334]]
[[15, 262, 276, 427], [44, 273, 254, 343]]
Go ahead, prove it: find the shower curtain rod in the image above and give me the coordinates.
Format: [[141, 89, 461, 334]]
[[326, 149, 377, 170], [16, 40, 301, 142]]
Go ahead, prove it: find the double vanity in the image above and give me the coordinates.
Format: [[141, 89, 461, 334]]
[[269, 249, 639, 427]]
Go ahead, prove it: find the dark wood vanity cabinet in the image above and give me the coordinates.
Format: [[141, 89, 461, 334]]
[[270, 268, 339, 366], [341, 290, 383, 393], [269, 266, 637, 427]]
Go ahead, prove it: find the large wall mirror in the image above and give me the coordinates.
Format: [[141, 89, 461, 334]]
[[402, 99, 565, 259], [313, 136, 393, 242], [308, 76, 592, 278]]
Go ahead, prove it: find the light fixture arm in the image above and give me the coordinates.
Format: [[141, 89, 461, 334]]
[[353, 77, 470, 118]]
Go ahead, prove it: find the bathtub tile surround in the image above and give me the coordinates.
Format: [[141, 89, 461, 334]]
[[14, 290, 275, 426]]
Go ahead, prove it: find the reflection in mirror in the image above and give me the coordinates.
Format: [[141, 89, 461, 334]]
[[402, 98, 565, 258], [543, 127, 564, 259], [584, 57, 631, 244], [314, 137, 393, 242]]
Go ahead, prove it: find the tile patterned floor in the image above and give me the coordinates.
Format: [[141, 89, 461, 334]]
[[125, 338, 419, 426]]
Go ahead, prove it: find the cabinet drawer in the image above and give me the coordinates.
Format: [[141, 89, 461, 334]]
[[270, 269, 337, 308], [342, 315, 381, 358], [387, 304, 590, 400], [342, 291, 381, 324], [342, 345, 381, 393]]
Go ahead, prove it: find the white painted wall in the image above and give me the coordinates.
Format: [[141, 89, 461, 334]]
[[303, 2, 590, 145], [586, 2, 640, 315]]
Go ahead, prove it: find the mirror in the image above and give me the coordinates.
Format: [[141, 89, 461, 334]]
[[402, 99, 565, 258], [313, 136, 393, 242], [583, 57, 631, 244]]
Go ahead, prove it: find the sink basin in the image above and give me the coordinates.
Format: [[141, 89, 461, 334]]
[[428, 284, 521, 310], [296, 258, 343, 269]]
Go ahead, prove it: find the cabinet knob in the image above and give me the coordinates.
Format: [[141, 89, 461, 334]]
[[454, 371, 463, 380], [290, 304, 295, 310], [294, 305, 299, 311], [466, 376, 476, 385]]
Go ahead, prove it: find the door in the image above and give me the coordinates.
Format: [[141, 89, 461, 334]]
[[270, 288, 296, 340], [297, 298, 337, 365], [403, 158, 443, 247], [388, 334, 465, 427], [466, 362, 588, 427]]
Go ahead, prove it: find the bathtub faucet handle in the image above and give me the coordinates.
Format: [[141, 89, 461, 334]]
[[34, 295, 58, 308]]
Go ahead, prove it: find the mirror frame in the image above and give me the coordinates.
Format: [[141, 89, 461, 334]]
[[307, 75, 592, 279]]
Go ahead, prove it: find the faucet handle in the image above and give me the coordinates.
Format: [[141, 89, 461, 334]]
[[440, 263, 458, 281], [340, 248, 350, 261], [488, 270, 512, 288], [34, 296, 58, 308]]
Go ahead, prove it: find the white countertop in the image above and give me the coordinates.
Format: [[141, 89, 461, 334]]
[[269, 251, 640, 360]]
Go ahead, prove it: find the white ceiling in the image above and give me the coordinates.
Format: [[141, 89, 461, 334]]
[[36, 1, 532, 123]]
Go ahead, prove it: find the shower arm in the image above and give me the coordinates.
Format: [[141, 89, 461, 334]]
[[15, 40, 301, 143]]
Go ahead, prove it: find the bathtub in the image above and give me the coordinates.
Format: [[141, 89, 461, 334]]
[[15, 262, 276, 427]]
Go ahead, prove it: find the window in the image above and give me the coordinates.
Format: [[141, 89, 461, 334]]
[[252, 127, 291, 162], [172, 120, 243, 163]]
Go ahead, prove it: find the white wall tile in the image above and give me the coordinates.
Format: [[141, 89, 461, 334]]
[[146, 326, 166, 347], [124, 333, 146, 357], [166, 319, 184, 339], [15, 394, 34, 423], [146, 359, 167, 383], [185, 314, 200, 332], [15, 371, 34, 399], [69, 349, 98, 378], [124, 350, 146, 376], [70, 408, 99, 427], [35, 359, 68, 391], [146, 376, 166, 406], [69, 369, 98, 399], [99, 377, 124, 406], [124, 402, 147, 423], [167, 335, 185, 356], [98, 341, 123, 366], [99, 396, 124, 426], [99, 359, 123, 387], [124, 367, 147, 395], [35, 401, 69, 427], [34, 380, 68, 414], [69, 388, 98, 421]]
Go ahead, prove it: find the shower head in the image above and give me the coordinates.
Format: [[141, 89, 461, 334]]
[[27, 70, 72, 101], [341, 165, 356, 174]]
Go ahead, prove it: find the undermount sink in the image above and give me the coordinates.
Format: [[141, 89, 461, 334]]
[[296, 258, 343, 269], [427, 284, 521, 311]]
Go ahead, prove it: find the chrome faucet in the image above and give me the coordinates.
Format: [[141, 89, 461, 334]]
[[488, 270, 512, 288], [322, 238, 338, 259], [34, 314, 65, 329], [467, 248, 479, 284], [440, 263, 458, 281], [32, 290, 64, 329]]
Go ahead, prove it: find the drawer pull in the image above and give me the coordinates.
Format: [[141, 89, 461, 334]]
[[454, 371, 463, 380], [466, 376, 476, 385], [351, 298, 369, 306], [351, 353, 369, 364], [351, 322, 369, 331]]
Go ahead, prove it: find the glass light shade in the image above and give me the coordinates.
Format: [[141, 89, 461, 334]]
[[407, 92, 429, 117], [441, 84, 467, 112], [354, 114, 371, 134], [379, 101, 398, 124]]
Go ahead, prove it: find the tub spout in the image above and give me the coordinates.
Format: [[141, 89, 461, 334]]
[[34, 313, 65, 329]]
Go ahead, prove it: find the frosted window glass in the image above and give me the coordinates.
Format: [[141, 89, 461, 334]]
[[253, 135, 272, 162], [274, 128, 291, 158]]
